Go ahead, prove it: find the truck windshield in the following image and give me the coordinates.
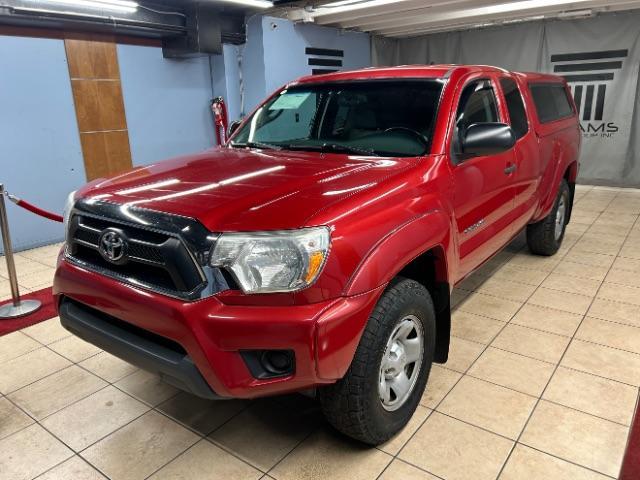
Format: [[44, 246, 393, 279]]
[[230, 80, 444, 157]]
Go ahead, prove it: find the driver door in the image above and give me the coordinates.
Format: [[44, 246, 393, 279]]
[[451, 77, 518, 281]]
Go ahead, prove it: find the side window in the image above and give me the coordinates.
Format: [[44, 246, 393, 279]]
[[456, 81, 499, 130], [453, 80, 499, 156], [529, 83, 573, 123], [500, 78, 528, 139]]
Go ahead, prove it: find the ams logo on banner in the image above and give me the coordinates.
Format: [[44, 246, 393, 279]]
[[551, 49, 628, 138]]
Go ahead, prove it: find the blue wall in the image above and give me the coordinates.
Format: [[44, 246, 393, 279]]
[[118, 44, 216, 167], [239, 16, 371, 115], [262, 16, 371, 94], [240, 16, 268, 117], [0, 36, 86, 253], [211, 44, 242, 122]]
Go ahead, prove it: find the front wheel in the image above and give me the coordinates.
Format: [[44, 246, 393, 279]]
[[526, 179, 571, 256], [318, 277, 436, 445]]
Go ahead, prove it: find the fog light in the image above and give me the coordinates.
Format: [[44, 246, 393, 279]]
[[240, 349, 295, 379], [261, 350, 293, 374]]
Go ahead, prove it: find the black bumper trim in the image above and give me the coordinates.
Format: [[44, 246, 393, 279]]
[[58, 298, 223, 400]]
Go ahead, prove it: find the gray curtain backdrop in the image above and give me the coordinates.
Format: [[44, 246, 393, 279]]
[[372, 12, 640, 187]]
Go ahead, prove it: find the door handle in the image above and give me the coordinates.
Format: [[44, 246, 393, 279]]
[[504, 164, 517, 175]]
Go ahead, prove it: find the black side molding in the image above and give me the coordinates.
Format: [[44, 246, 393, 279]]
[[58, 298, 223, 400]]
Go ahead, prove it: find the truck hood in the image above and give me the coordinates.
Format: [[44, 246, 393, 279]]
[[79, 147, 418, 231]]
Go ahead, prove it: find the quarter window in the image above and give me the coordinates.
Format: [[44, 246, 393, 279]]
[[500, 78, 528, 139], [529, 83, 574, 123]]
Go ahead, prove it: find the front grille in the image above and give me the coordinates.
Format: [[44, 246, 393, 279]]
[[74, 227, 100, 245], [65, 201, 211, 300], [73, 215, 168, 265]]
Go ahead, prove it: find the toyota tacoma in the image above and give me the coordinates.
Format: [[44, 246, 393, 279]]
[[54, 65, 580, 445]]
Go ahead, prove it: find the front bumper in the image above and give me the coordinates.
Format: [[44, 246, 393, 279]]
[[54, 258, 382, 399], [59, 298, 222, 399]]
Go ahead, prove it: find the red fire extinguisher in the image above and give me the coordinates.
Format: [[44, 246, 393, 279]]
[[211, 96, 229, 146]]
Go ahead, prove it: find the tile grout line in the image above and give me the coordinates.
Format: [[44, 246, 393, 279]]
[[0, 343, 105, 397], [451, 370, 633, 427], [4, 327, 271, 478], [5, 354, 179, 478], [441, 338, 640, 390], [493, 194, 621, 474], [130, 393, 259, 479], [457, 315, 640, 359], [381, 232, 580, 475], [374, 249, 523, 480], [402, 190, 615, 479], [435, 408, 619, 477], [32, 359, 259, 479], [495, 190, 637, 479], [31, 454, 104, 480], [261, 428, 319, 479], [4, 364, 109, 421]]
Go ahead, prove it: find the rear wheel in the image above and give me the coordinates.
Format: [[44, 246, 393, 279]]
[[527, 179, 570, 256], [318, 277, 436, 445]]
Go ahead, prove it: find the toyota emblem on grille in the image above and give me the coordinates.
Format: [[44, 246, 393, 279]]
[[98, 229, 127, 263]]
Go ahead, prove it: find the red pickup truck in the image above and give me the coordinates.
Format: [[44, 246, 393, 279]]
[[54, 65, 580, 445]]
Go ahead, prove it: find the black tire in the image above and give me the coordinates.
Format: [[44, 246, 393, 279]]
[[318, 277, 436, 445], [527, 179, 571, 256]]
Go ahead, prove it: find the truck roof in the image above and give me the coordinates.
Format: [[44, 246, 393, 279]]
[[294, 64, 565, 85]]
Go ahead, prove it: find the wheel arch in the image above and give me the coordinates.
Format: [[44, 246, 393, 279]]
[[535, 159, 578, 222], [345, 212, 453, 364], [395, 247, 451, 363], [563, 161, 577, 224]]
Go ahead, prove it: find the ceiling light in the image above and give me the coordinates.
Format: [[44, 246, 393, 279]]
[[30, 0, 138, 13], [321, 0, 371, 7], [502, 14, 546, 24], [557, 9, 593, 18], [212, 0, 274, 8], [318, 0, 404, 12]]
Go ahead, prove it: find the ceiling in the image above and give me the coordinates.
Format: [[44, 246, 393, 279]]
[[282, 0, 640, 38]]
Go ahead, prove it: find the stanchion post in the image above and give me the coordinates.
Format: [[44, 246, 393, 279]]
[[0, 184, 41, 318]]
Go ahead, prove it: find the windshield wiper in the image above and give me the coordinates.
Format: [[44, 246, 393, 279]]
[[285, 143, 380, 157], [230, 141, 282, 150]]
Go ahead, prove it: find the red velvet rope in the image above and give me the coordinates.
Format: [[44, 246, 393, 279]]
[[10, 197, 63, 223]]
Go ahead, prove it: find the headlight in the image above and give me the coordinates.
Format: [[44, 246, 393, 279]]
[[62, 190, 76, 242], [210, 227, 330, 294]]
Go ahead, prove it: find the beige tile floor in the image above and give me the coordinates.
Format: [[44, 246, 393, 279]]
[[1, 184, 640, 480]]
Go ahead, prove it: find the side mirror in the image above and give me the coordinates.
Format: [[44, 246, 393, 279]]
[[461, 123, 516, 156], [228, 120, 242, 139]]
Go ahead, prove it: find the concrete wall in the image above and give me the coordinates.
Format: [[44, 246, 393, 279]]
[[118, 44, 216, 167], [0, 36, 86, 253]]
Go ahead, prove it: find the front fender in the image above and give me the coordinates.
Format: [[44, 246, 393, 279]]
[[315, 211, 452, 380], [345, 210, 452, 296]]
